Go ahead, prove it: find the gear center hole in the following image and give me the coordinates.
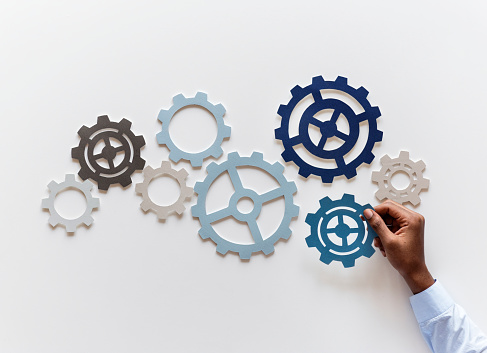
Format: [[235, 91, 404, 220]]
[[390, 170, 411, 191], [54, 188, 88, 220], [168, 106, 218, 153], [148, 175, 180, 206], [237, 197, 255, 215]]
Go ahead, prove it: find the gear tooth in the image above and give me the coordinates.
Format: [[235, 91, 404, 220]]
[[169, 151, 182, 163], [380, 155, 392, 165], [421, 178, 430, 189], [71, 146, 84, 159], [371, 171, 381, 183], [362, 245, 375, 258], [77, 168, 89, 181], [159, 161, 171, 170], [119, 175, 132, 187], [375, 189, 388, 201], [320, 174, 333, 183], [374, 129, 383, 142], [344, 168, 357, 179], [238, 249, 252, 260], [47, 180, 59, 190], [156, 131, 168, 145], [216, 243, 229, 255], [277, 104, 293, 118], [335, 76, 348, 85], [409, 194, 421, 206], [191, 205, 201, 218], [48, 215, 61, 228], [174, 204, 185, 215], [132, 157, 146, 171], [370, 106, 381, 119], [228, 151, 240, 160], [118, 118, 132, 130], [222, 125, 231, 138], [319, 196, 333, 208], [399, 151, 410, 160], [133, 135, 145, 149], [97, 180, 110, 191], [290, 85, 303, 97], [176, 168, 189, 179], [290, 204, 300, 217], [198, 229, 210, 240], [141, 200, 152, 212], [144, 166, 156, 177], [193, 182, 205, 195], [286, 181, 297, 195], [97, 115, 110, 124], [342, 258, 355, 268], [183, 187, 194, 200], [312, 75, 326, 85], [65, 174, 75, 182], [206, 162, 218, 174], [305, 213, 319, 226], [66, 223, 77, 233], [214, 103, 226, 116], [173, 93, 186, 105], [82, 180, 94, 191], [195, 91, 207, 101], [77, 125, 91, 138], [356, 86, 369, 98], [274, 126, 286, 140], [84, 216, 94, 227], [341, 193, 355, 203], [271, 162, 285, 174], [362, 152, 375, 164], [305, 234, 319, 247], [156, 209, 170, 220], [415, 160, 426, 171], [281, 149, 294, 162], [261, 243, 275, 255], [251, 151, 263, 160], [92, 198, 100, 208], [135, 183, 144, 194], [41, 198, 50, 209], [298, 167, 311, 178], [211, 146, 224, 159], [280, 228, 292, 240], [157, 109, 171, 123], [319, 253, 333, 265]]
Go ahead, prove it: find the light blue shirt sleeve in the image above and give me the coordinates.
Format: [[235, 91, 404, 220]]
[[409, 281, 487, 353]]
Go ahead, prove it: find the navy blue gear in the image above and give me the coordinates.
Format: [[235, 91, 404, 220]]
[[305, 193, 377, 268], [275, 76, 383, 183]]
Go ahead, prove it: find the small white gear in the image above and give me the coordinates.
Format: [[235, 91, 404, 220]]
[[135, 161, 193, 220], [41, 174, 100, 233], [372, 151, 429, 206]]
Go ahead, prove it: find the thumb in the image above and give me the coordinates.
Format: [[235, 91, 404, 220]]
[[363, 208, 393, 242]]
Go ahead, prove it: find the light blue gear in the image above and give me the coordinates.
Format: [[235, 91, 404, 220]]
[[191, 151, 300, 260], [305, 193, 377, 268], [156, 92, 231, 167]]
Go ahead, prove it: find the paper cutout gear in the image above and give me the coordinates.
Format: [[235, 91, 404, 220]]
[[275, 76, 383, 183], [306, 194, 377, 268], [192, 151, 299, 259]]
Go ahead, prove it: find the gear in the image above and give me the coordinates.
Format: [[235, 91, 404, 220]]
[[305, 194, 377, 268], [71, 115, 146, 191], [135, 161, 193, 220], [275, 76, 383, 183], [156, 92, 231, 167], [41, 174, 100, 233], [372, 151, 429, 206], [191, 151, 299, 259]]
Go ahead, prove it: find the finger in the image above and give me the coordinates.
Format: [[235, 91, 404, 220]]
[[363, 208, 393, 243], [374, 200, 413, 226]]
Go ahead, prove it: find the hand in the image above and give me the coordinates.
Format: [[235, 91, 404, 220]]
[[363, 200, 435, 294]]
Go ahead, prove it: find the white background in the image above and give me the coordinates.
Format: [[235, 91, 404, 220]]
[[1, 1, 486, 352]]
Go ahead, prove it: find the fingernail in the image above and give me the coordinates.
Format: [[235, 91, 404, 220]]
[[363, 209, 373, 219]]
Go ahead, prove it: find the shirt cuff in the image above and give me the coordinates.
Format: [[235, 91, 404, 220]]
[[409, 281, 455, 324]]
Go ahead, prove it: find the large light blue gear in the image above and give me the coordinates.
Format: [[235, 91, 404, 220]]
[[156, 92, 231, 167], [191, 151, 299, 259], [305, 193, 377, 268], [275, 76, 383, 183]]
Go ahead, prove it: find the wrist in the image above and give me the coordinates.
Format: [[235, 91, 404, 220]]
[[401, 266, 435, 295]]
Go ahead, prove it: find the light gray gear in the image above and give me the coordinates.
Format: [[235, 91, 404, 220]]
[[372, 151, 429, 206], [41, 174, 100, 233], [156, 92, 231, 167], [135, 161, 193, 220]]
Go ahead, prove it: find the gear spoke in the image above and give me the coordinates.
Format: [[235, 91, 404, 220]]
[[113, 146, 125, 153], [309, 117, 323, 127], [317, 135, 328, 150], [288, 135, 302, 147], [228, 166, 244, 192], [335, 130, 349, 141], [247, 219, 264, 243], [206, 207, 233, 223], [107, 158, 115, 169], [103, 137, 112, 147], [330, 109, 341, 123], [261, 187, 285, 203]]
